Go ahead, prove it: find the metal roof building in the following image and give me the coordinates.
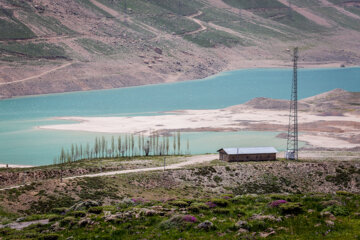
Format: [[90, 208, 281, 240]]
[[217, 147, 278, 162]]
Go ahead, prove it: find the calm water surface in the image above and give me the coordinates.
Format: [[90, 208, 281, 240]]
[[0, 67, 359, 165]]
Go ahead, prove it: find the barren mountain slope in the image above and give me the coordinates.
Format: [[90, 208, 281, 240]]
[[1, 0, 360, 98]]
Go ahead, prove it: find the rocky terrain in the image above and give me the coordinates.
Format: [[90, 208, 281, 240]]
[[1, 0, 360, 98]]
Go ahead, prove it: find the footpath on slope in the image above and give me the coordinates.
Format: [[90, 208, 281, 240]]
[[0, 62, 73, 86], [0, 154, 217, 191], [183, 11, 207, 35]]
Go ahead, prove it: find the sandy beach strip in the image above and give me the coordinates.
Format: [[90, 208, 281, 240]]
[[39, 108, 360, 135], [38, 106, 360, 149], [0, 164, 33, 168]]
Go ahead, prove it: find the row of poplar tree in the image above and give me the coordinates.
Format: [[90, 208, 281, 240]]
[[54, 132, 190, 164]]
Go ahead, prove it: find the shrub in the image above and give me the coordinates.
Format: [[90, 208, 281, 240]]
[[40, 234, 60, 240], [210, 198, 229, 207], [48, 214, 63, 222], [60, 216, 76, 227], [248, 220, 268, 232], [69, 211, 86, 218], [323, 206, 350, 216], [170, 200, 189, 208], [269, 200, 287, 207], [279, 202, 303, 215], [205, 202, 217, 208], [182, 215, 197, 223], [51, 207, 67, 215], [212, 208, 230, 215], [88, 206, 103, 214], [188, 205, 200, 213], [336, 191, 353, 196], [192, 203, 210, 210], [221, 194, 234, 200], [231, 195, 248, 204], [160, 215, 195, 229], [213, 175, 222, 183], [131, 198, 145, 204], [188, 203, 210, 212]]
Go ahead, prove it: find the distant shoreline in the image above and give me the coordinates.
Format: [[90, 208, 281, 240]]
[[1, 65, 359, 101], [38, 89, 360, 150]]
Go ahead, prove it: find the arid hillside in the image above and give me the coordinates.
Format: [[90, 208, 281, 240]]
[[1, 0, 360, 98]]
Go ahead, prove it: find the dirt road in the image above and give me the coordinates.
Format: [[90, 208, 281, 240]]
[[66, 154, 217, 179], [184, 11, 207, 35], [0, 155, 217, 190], [0, 62, 73, 86]]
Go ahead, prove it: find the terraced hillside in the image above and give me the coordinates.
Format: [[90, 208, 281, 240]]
[[0, 0, 360, 98]]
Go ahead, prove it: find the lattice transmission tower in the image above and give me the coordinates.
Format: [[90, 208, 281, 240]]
[[286, 47, 299, 160]]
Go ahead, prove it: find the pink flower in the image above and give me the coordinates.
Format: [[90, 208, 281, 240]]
[[205, 202, 217, 208], [182, 215, 197, 223], [131, 198, 145, 203], [269, 200, 287, 207]]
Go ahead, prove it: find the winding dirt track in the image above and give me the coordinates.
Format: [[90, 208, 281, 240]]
[[66, 154, 217, 179], [184, 11, 207, 35], [0, 154, 217, 191], [0, 62, 73, 86]]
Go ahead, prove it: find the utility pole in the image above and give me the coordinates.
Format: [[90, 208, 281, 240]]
[[286, 47, 299, 160]]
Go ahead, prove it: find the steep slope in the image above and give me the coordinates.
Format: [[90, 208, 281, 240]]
[[0, 0, 360, 98]]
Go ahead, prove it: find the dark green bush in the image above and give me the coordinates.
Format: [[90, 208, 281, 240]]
[[248, 220, 268, 232], [69, 211, 87, 218], [51, 207, 68, 215], [336, 191, 353, 196], [212, 208, 230, 215], [192, 203, 210, 210], [170, 200, 189, 208], [59, 216, 76, 227], [210, 198, 229, 207], [88, 206, 103, 214], [279, 202, 303, 215], [323, 205, 350, 216], [40, 234, 60, 240]]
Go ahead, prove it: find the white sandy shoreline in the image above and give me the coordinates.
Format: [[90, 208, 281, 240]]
[[39, 105, 360, 149], [0, 164, 33, 168]]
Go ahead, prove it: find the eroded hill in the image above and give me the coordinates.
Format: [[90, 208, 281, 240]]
[[1, 0, 360, 98]]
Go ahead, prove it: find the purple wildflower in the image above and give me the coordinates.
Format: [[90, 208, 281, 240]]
[[131, 198, 145, 203], [223, 196, 231, 200], [269, 200, 287, 207], [205, 202, 217, 208], [182, 215, 197, 223]]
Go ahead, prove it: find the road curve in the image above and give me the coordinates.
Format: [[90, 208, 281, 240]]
[[0, 154, 217, 190]]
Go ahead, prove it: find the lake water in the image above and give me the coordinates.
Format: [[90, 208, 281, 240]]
[[0, 67, 359, 166]]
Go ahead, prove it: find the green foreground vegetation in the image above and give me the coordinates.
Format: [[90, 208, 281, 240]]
[[0, 154, 359, 239], [0, 191, 359, 239]]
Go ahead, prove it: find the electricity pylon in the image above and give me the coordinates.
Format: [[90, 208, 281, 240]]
[[286, 47, 299, 160]]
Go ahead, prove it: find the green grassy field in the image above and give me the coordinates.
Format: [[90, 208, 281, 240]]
[[0, 9, 36, 40], [0, 192, 359, 239], [184, 28, 243, 47], [223, 0, 327, 34]]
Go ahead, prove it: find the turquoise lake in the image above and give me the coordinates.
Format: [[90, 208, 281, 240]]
[[0, 67, 359, 166]]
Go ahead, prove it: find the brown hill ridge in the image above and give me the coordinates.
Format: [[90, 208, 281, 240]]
[[242, 89, 360, 114], [1, 0, 360, 98]]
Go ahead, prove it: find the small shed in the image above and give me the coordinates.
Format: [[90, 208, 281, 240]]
[[217, 147, 277, 162]]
